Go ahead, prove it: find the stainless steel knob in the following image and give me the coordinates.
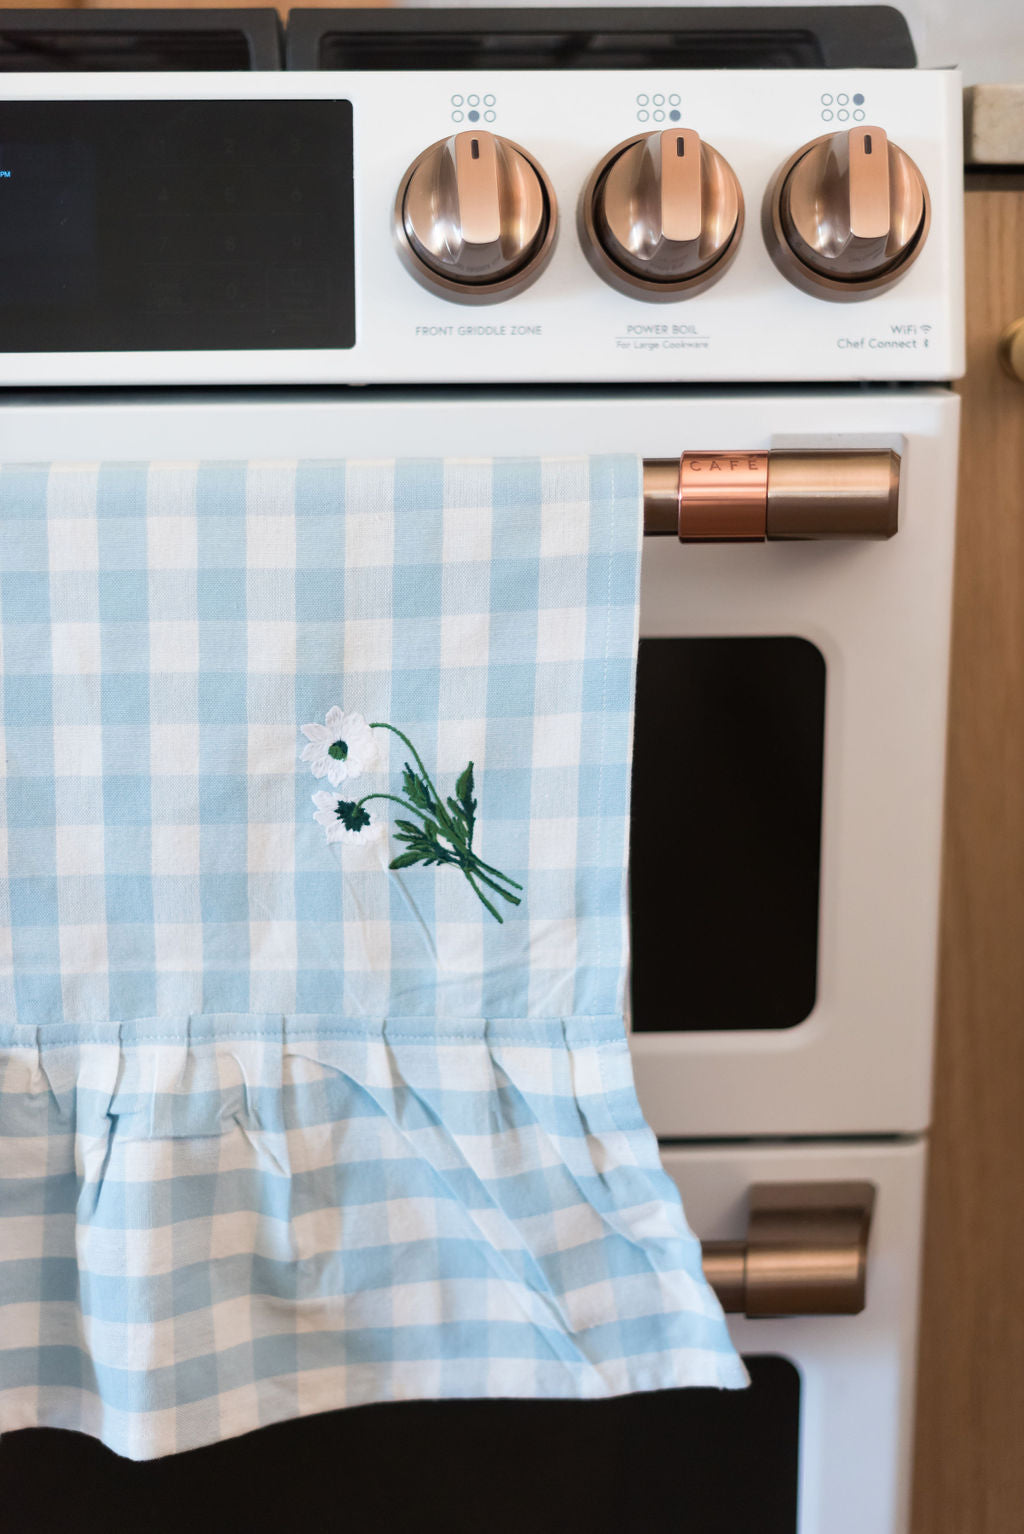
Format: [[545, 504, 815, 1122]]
[[579, 129, 743, 300], [395, 130, 557, 304], [763, 125, 930, 299]]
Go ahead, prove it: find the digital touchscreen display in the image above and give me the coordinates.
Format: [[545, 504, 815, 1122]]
[[0, 100, 355, 352]]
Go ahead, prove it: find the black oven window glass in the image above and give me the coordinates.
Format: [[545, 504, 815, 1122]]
[[630, 637, 826, 1032], [314, 27, 825, 70], [0, 1356, 799, 1534], [0, 100, 354, 352], [0, 28, 255, 72]]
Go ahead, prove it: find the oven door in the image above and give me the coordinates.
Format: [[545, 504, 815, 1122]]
[[0, 1129, 925, 1534], [0, 385, 957, 1137], [661, 1138, 927, 1534]]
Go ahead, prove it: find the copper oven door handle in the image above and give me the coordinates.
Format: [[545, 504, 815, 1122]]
[[701, 1181, 876, 1316], [643, 449, 900, 540]]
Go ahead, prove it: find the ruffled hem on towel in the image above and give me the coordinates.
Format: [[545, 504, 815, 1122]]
[[0, 1015, 749, 1460]]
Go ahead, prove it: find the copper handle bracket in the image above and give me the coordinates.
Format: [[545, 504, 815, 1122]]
[[702, 1180, 877, 1317], [642, 449, 900, 541]]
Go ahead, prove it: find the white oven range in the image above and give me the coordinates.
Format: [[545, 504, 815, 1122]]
[[0, 14, 963, 1531]]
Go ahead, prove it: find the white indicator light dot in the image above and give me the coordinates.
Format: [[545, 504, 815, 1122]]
[[484, 110, 496, 123], [837, 93, 849, 106], [653, 110, 665, 122], [821, 109, 834, 122], [668, 93, 681, 106], [837, 109, 850, 121], [451, 94, 464, 107], [451, 110, 464, 123], [483, 94, 496, 106], [467, 94, 480, 107], [636, 94, 649, 106], [853, 109, 866, 121], [821, 93, 833, 105], [637, 110, 650, 122], [653, 94, 665, 106]]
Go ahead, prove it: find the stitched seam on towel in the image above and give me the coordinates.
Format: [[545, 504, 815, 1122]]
[[0, 1035, 626, 1050], [596, 461, 615, 981], [0, 1027, 626, 1046]]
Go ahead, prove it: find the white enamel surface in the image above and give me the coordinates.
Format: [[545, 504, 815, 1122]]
[[0, 68, 963, 384], [663, 1138, 927, 1534], [0, 385, 958, 1138]]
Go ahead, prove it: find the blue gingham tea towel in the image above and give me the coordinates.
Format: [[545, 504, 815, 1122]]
[[0, 457, 748, 1460]]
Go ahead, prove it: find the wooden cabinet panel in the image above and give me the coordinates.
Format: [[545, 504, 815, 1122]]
[[912, 183, 1024, 1533]]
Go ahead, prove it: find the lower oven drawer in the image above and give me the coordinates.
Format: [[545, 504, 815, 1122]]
[[662, 1137, 927, 1534], [0, 388, 957, 1140], [0, 1136, 926, 1534]]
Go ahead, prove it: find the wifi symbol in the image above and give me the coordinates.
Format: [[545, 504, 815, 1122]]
[[920, 323, 932, 333]]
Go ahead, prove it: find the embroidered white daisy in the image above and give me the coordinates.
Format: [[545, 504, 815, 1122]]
[[300, 707, 379, 786], [312, 790, 384, 846]]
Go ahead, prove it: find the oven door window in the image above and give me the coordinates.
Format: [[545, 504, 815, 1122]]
[[0, 1356, 799, 1533], [630, 637, 826, 1032]]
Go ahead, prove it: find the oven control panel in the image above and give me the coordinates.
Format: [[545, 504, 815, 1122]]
[[0, 70, 963, 384]]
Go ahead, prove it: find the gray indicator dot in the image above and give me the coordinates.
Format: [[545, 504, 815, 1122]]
[[837, 93, 849, 106], [637, 109, 650, 122], [467, 94, 480, 107], [821, 93, 833, 105], [484, 110, 497, 123], [653, 110, 665, 122], [452, 110, 464, 123], [467, 109, 480, 123], [853, 108, 866, 122], [451, 94, 464, 107], [669, 109, 682, 122], [653, 93, 665, 106], [483, 93, 496, 106], [821, 109, 834, 122], [837, 109, 850, 122], [637, 93, 649, 106], [669, 92, 681, 106], [853, 92, 865, 105]]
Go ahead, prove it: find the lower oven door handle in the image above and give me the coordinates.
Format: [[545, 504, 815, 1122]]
[[643, 449, 900, 541], [701, 1180, 877, 1316]]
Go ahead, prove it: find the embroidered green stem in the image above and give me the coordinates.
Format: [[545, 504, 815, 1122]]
[[369, 723, 467, 852], [463, 869, 502, 925], [349, 721, 523, 921]]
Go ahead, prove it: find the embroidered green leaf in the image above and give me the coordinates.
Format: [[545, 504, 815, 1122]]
[[402, 764, 435, 815], [455, 760, 477, 846], [456, 762, 475, 812], [389, 850, 425, 871]]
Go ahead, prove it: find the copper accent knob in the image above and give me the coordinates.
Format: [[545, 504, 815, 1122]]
[[702, 1182, 876, 1317], [395, 130, 557, 304], [763, 126, 930, 300], [579, 129, 743, 301]]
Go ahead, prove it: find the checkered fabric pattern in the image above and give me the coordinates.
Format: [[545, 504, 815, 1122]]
[[0, 458, 747, 1460]]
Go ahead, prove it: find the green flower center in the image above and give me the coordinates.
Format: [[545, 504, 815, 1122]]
[[334, 799, 371, 833], [328, 738, 349, 762]]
